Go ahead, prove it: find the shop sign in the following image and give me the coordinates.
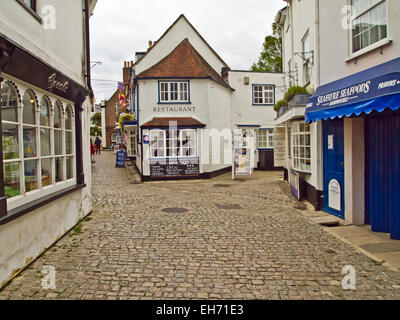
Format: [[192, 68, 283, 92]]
[[153, 106, 196, 113], [328, 179, 341, 211], [143, 135, 150, 144], [115, 150, 126, 168], [328, 135, 334, 150], [307, 73, 400, 111], [289, 171, 300, 200], [48, 73, 70, 93], [150, 159, 199, 178], [233, 129, 254, 177]]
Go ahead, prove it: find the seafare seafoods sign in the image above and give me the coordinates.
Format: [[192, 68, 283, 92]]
[[306, 73, 400, 111]]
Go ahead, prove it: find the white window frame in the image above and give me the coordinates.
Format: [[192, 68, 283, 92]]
[[1, 78, 76, 212], [179, 129, 197, 157], [149, 130, 166, 159], [252, 85, 275, 105], [149, 129, 197, 159], [127, 128, 137, 157], [159, 81, 189, 103], [350, 0, 388, 56], [291, 121, 311, 174], [258, 129, 274, 149]]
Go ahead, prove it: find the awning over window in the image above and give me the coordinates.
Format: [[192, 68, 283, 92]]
[[305, 57, 400, 123], [141, 117, 206, 128]]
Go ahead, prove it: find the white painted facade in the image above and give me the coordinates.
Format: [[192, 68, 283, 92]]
[[0, 0, 96, 287], [315, 0, 400, 226], [281, 0, 400, 229], [275, 0, 323, 210], [133, 16, 285, 180]]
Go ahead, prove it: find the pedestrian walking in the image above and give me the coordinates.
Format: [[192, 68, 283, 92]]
[[95, 136, 102, 154]]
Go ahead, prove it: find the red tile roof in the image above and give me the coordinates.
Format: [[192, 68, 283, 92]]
[[141, 117, 206, 128], [136, 39, 233, 90]]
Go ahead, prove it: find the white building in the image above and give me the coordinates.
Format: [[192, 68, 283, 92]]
[[278, 0, 400, 239], [274, 0, 323, 210], [131, 15, 284, 180], [0, 0, 97, 287], [306, 0, 400, 239]]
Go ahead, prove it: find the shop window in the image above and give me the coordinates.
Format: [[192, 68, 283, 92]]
[[1, 81, 76, 211], [291, 121, 311, 173], [150, 130, 166, 158], [127, 129, 137, 157], [258, 129, 274, 149], [150, 129, 197, 159], [159, 81, 189, 103], [179, 129, 196, 157], [351, 0, 387, 53], [253, 85, 275, 105]]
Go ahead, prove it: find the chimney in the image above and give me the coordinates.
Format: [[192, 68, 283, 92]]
[[123, 61, 130, 84], [148, 40, 153, 48]]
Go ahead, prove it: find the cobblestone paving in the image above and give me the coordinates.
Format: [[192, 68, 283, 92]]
[[1, 152, 400, 300]]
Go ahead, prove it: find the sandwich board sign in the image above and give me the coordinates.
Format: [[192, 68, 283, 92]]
[[116, 149, 126, 168], [233, 129, 255, 179]]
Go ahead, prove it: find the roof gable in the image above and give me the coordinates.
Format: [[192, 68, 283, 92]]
[[134, 14, 229, 76], [136, 38, 231, 89]]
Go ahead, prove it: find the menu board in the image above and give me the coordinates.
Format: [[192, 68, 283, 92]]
[[116, 150, 127, 168], [233, 129, 254, 177], [150, 159, 199, 178]]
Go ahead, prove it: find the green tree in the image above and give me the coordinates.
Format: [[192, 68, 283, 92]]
[[251, 17, 282, 72], [90, 113, 101, 127]]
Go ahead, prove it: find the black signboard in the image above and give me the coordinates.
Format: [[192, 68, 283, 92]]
[[150, 159, 199, 178], [116, 150, 127, 168]]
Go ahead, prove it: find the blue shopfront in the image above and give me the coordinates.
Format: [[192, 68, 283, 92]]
[[305, 57, 400, 240]]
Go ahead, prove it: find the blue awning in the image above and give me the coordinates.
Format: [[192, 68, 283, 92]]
[[305, 57, 400, 123]]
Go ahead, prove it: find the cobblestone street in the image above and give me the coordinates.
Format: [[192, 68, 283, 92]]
[[1, 151, 400, 300]]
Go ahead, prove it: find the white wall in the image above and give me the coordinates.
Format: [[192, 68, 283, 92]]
[[228, 71, 284, 128], [137, 79, 233, 176], [134, 16, 228, 76], [0, 97, 93, 288], [282, 0, 318, 91], [319, 0, 400, 85], [0, 0, 93, 287], [0, 0, 87, 86]]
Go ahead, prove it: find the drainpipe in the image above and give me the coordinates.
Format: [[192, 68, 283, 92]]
[[84, 0, 94, 100], [315, 0, 321, 87], [75, 0, 93, 185]]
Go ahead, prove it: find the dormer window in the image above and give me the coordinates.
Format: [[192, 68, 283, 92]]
[[159, 81, 190, 104]]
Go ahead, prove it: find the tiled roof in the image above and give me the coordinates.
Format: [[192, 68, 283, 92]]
[[136, 39, 233, 90], [141, 117, 206, 128]]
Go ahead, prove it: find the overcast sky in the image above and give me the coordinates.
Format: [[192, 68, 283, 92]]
[[90, 0, 285, 102]]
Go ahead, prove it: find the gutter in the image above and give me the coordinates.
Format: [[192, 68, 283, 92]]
[[84, 0, 94, 99]]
